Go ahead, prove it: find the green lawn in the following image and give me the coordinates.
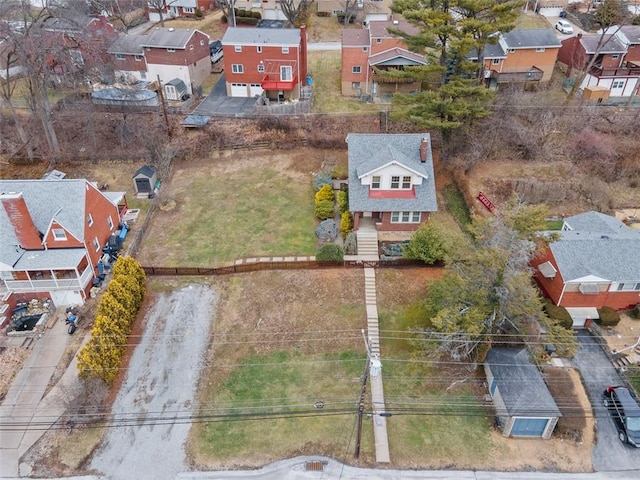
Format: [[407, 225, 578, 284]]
[[156, 165, 317, 266]]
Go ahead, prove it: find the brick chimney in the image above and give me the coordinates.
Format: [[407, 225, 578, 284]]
[[1, 192, 43, 249], [419, 137, 429, 163]]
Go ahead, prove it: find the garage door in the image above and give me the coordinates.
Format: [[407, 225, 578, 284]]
[[230, 83, 248, 97], [539, 7, 563, 17], [511, 418, 549, 437], [249, 84, 263, 97]]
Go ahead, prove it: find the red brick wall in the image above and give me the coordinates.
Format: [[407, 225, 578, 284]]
[[371, 37, 407, 55], [558, 37, 587, 69], [224, 43, 301, 84], [600, 53, 624, 68], [144, 31, 210, 66], [112, 54, 147, 73], [626, 44, 640, 63], [341, 46, 369, 95], [85, 185, 120, 270], [377, 212, 429, 231]]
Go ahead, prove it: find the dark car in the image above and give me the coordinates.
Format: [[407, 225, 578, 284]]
[[603, 386, 640, 447], [209, 40, 223, 64]]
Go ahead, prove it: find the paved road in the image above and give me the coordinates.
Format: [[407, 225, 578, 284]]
[[573, 330, 640, 471]]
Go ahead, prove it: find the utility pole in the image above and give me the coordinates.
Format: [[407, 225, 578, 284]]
[[354, 329, 371, 459], [156, 75, 172, 138]]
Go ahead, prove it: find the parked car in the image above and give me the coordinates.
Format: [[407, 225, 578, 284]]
[[555, 20, 574, 35], [209, 40, 223, 64], [603, 386, 640, 447]]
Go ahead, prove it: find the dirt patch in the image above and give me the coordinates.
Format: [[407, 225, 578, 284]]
[[602, 314, 640, 365], [0, 346, 31, 402]]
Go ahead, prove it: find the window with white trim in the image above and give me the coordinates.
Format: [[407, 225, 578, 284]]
[[391, 211, 421, 223], [402, 176, 411, 189], [612, 80, 625, 89], [363, 47, 368, 52], [282, 46, 289, 54], [135, 55, 143, 61], [183, 7, 195, 13], [232, 64, 244, 74], [352, 66, 361, 74], [391, 176, 400, 189], [509, 49, 516, 53], [53, 229, 67, 241], [616, 282, 640, 291], [257, 46, 262, 53], [611, 54, 619, 59], [167, 48, 175, 53], [108, 215, 114, 230], [371, 176, 380, 189], [535, 48, 545, 53], [492, 58, 500, 64], [258, 64, 265, 73], [115, 53, 125, 60], [280, 65, 292, 81], [87, 214, 94, 227], [93, 237, 100, 251], [235, 45, 242, 52], [352, 82, 360, 89]]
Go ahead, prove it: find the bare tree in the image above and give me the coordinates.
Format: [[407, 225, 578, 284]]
[[280, 0, 309, 27], [566, 0, 630, 101], [147, 0, 180, 27], [338, 0, 359, 26], [217, 0, 237, 27], [86, 0, 148, 33]]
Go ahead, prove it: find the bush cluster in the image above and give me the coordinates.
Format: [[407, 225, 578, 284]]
[[77, 257, 146, 385], [340, 211, 353, 240], [542, 299, 573, 330], [314, 184, 335, 220], [597, 306, 621, 327], [337, 190, 348, 214], [316, 243, 343, 261]]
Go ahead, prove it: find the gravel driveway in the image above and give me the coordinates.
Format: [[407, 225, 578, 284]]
[[573, 330, 640, 471], [90, 284, 217, 480]]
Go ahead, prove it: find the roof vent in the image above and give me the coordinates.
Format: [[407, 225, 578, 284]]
[[601, 235, 610, 239]]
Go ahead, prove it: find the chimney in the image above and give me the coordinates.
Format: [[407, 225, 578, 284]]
[[299, 25, 308, 86], [419, 137, 429, 162], [1, 192, 43, 249]]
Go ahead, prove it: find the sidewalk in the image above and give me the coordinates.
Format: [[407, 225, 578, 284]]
[[0, 316, 75, 478]]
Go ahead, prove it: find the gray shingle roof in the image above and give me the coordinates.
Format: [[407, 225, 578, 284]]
[[467, 42, 507, 60], [108, 34, 145, 55], [579, 34, 627, 54], [141, 28, 204, 49], [485, 348, 561, 418], [222, 27, 300, 46], [368, 48, 426, 66], [619, 25, 640, 45], [347, 134, 437, 213], [551, 212, 640, 282], [342, 29, 369, 47], [14, 248, 88, 270], [502, 29, 562, 49], [369, 20, 419, 38]]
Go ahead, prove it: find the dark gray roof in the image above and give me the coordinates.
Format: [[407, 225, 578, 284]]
[[222, 27, 300, 46], [108, 34, 145, 55], [551, 212, 640, 282], [141, 28, 204, 49], [133, 165, 156, 179], [580, 34, 627, 54], [467, 42, 506, 60], [485, 348, 561, 418], [347, 134, 437, 213], [502, 29, 562, 49], [619, 25, 640, 45]]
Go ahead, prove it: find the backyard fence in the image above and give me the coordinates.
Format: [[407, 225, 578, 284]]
[[142, 258, 427, 276]]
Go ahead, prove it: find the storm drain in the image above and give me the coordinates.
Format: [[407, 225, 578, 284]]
[[304, 460, 327, 472]]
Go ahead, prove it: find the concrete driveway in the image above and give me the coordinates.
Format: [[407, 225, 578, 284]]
[[572, 330, 640, 471]]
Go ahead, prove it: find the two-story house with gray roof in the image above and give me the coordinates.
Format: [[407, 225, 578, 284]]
[[485, 348, 561, 439], [533, 211, 640, 322], [347, 133, 437, 232], [221, 27, 308, 100], [558, 33, 640, 97], [0, 179, 127, 308]]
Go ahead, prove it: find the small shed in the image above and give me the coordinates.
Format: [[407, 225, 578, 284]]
[[484, 348, 561, 439], [164, 78, 188, 101], [132, 165, 157, 195]]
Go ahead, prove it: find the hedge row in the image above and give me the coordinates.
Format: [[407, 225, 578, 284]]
[[77, 256, 146, 385]]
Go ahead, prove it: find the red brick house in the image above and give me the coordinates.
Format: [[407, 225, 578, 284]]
[[347, 133, 437, 232], [341, 20, 425, 98], [108, 28, 210, 94], [0, 179, 128, 307], [617, 25, 640, 65], [221, 26, 308, 100], [558, 33, 640, 97], [41, 14, 118, 74], [148, 0, 216, 22], [533, 212, 640, 324]]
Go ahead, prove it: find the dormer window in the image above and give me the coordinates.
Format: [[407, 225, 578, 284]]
[[391, 176, 400, 189], [371, 176, 381, 189], [53, 229, 67, 241], [402, 176, 411, 189]]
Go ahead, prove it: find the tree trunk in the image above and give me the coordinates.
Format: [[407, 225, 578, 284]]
[[5, 101, 35, 161]]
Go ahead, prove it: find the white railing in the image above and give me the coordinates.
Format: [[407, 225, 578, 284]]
[[1, 266, 93, 293]]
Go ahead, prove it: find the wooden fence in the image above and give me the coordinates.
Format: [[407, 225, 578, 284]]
[[142, 258, 427, 276]]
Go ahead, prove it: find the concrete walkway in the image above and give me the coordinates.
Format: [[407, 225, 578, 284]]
[[0, 315, 74, 477], [356, 220, 390, 463]]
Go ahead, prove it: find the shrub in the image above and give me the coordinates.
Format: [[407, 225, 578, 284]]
[[315, 184, 334, 203], [315, 199, 334, 220], [237, 16, 259, 25], [195, 8, 203, 18], [443, 183, 471, 232], [337, 190, 348, 214], [598, 307, 621, 327], [340, 212, 353, 239], [316, 243, 344, 261], [542, 299, 573, 330], [631, 304, 640, 319], [332, 165, 348, 179], [313, 170, 333, 191], [316, 11, 330, 17], [344, 232, 357, 255], [403, 221, 449, 265]]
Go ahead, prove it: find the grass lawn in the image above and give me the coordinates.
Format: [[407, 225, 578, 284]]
[[518, 12, 553, 30], [137, 151, 319, 267]]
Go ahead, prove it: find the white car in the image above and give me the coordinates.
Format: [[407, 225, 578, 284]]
[[555, 20, 574, 35]]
